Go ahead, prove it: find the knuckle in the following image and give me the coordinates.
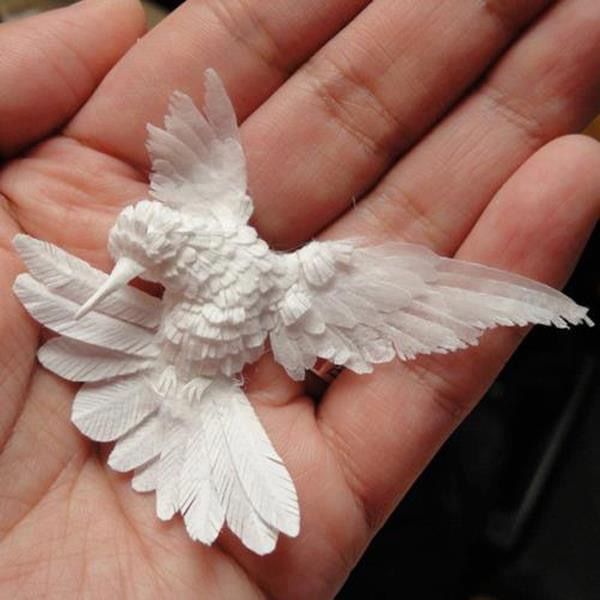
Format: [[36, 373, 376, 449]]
[[358, 182, 448, 250], [481, 80, 547, 147], [304, 53, 407, 159]]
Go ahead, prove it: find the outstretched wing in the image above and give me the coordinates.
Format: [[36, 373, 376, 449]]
[[146, 69, 252, 225], [12, 234, 161, 442], [270, 241, 593, 380]]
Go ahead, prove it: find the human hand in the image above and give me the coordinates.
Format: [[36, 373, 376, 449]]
[[0, 1, 598, 598]]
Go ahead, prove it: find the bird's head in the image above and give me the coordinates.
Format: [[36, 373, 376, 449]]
[[76, 200, 189, 318]]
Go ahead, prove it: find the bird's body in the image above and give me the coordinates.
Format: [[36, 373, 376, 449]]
[[157, 224, 281, 379], [12, 70, 592, 555]]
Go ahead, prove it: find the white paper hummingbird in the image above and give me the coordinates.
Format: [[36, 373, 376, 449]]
[[12, 70, 592, 555]]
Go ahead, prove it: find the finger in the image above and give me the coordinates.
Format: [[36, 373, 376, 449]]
[[66, 0, 371, 166], [329, 0, 600, 253], [318, 134, 600, 529], [243, 0, 555, 247], [0, 0, 146, 158]]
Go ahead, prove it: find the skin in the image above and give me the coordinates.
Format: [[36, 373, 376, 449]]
[[0, 0, 598, 597]]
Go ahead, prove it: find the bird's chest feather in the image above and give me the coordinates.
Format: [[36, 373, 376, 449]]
[[157, 242, 286, 378]]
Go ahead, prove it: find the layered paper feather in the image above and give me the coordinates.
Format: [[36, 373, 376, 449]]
[[270, 241, 593, 380], [12, 69, 593, 556]]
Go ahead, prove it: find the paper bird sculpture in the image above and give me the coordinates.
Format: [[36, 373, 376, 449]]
[[12, 69, 592, 555]]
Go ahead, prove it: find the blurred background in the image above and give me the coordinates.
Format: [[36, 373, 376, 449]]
[[1, 2, 598, 599]]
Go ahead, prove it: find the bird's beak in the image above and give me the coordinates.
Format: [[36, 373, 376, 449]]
[[75, 257, 145, 319]]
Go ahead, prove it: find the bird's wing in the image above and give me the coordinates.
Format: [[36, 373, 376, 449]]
[[146, 69, 252, 226], [269, 241, 593, 380], [13, 234, 162, 442]]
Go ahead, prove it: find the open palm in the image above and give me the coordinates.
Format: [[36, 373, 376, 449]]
[[0, 1, 599, 598]]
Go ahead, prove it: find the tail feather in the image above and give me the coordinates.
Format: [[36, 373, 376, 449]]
[[201, 389, 279, 555], [156, 420, 187, 521], [179, 425, 225, 546], [204, 379, 300, 539]]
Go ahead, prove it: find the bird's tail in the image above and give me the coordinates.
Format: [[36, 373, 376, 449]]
[[108, 370, 300, 555]]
